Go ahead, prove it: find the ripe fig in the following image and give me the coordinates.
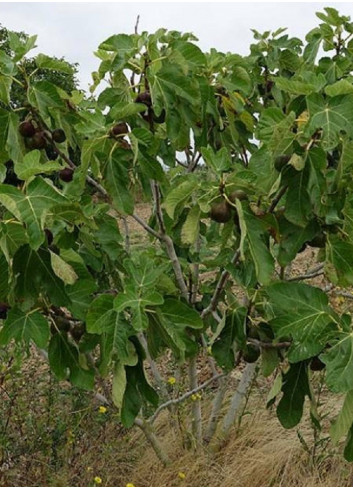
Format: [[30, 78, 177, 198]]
[[52, 129, 66, 143], [310, 356, 325, 371], [135, 91, 152, 107], [210, 201, 232, 223], [59, 167, 74, 183], [19, 120, 36, 138], [0, 302, 9, 320], [110, 122, 128, 137], [243, 344, 260, 363]]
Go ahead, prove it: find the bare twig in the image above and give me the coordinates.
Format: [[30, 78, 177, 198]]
[[247, 338, 291, 349], [150, 373, 225, 424], [268, 185, 288, 213], [288, 264, 324, 282], [201, 250, 241, 318], [132, 213, 161, 239], [134, 15, 140, 34]]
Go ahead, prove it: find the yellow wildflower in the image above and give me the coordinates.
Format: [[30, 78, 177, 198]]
[[98, 405, 107, 414], [167, 376, 176, 385], [94, 476, 102, 485], [126, 484, 135, 487], [178, 472, 186, 480]]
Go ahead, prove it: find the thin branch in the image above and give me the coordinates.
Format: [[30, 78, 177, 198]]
[[247, 338, 291, 349], [201, 250, 241, 318], [134, 14, 140, 34], [150, 373, 225, 424], [132, 213, 161, 239], [288, 264, 324, 282], [268, 185, 288, 213]]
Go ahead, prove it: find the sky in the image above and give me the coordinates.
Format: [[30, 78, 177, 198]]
[[1, 2, 353, 91]]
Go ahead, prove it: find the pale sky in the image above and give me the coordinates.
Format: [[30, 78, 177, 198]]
[[1, 2, 353, 91]]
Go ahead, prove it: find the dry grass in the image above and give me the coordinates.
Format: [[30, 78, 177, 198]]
[[1, 346, 353, 486]]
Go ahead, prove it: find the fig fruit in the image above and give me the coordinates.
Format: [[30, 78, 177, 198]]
[[19, 120, 36, 138], [59, 167, 74, 182], [210, 201, 232, 223], [52, 129, 66, 143]]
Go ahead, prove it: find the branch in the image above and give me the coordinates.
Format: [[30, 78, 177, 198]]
[[134, 417, 171, 466], [201, 250, 241, 318], [247, 338, 291, 349], [150, 373, 225, 424], [288, 264, 324, 282], [268, 185, 288, 213], [132, 213, 161, 239], [134, 15, 140, 34]]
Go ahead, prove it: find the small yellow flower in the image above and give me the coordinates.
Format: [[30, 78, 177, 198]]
[[126, 484, 135, 487], [98, 406, 107, 414], [167, 376, 176, 385], [87, 466, 93, 472], [178, 472, 186, 480], [94, 476, 102, 485], [191, 394, 197, 401]]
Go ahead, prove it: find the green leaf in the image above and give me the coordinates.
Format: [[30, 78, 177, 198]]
[[266, 282, 338, 362], [325, 79, 353, 97], [159, 299, 203, 329], [0, 177, 67, 250], [35, 54, 74, 74], [0, 307, 49, 348], [322, 332, 353, 392], [181, 205, 200, 245], [114, 286, 164, 331], [211, 308, 247, 371], [112, 361, 127, 410], [238, 203, 274, 285], [14, 150, 62, 180], [13, 245, 70, 307], [307, 93, 353, 150], [48, 333, 94, 390], [277, 362, 311, 429], [164, 178, 198, 218], [325, 234, 353, 286], [28, 81, 65, 119], [331, 390, 353, 444], [50, 251, 78, 285]]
